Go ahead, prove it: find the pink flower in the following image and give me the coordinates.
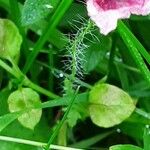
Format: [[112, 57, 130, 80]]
[[86, 0, 150, 35]]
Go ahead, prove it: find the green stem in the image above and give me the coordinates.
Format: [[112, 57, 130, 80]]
[[117, 21, 150, 85], [135, 108, 150, 120], [48, 51, 54, 91], [57, 121, 67, 146], [24, 78, 59, 99], [0, 136, 83, 150], [107, 33, 117, 81], [125, 22, 150, 64], [0, 59, 19, 78], [23, 0, 73, 74], [0, 59, 59, 99], [37, 61, 92, 89], [45, 87, 80, 150]]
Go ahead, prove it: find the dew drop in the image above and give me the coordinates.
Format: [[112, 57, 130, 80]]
[[37, 30, 42, 35], [144, 114, 148, 118], [59, 73, 64, 78], [29, 47, 33, 51], [146, 124, 150, 129], [45, 4, 53, 9], [106, 52, 110, 57], [116, 128, 121, 133], [48, 44, 52, 48]]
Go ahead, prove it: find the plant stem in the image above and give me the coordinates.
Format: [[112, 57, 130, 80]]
[[0, 136, 83, 150], [67, 19, 94, 90], [23, 0, 73, 74], [0, 59, 19, 78], [107, 33, 117, 81], [117, 21, 150, 85], [24, 78, 59, 99], [0, 59, 59, 99], [44, 87, 80, 150], [37, 61, 92, 89], [135, 108, 150, 120]]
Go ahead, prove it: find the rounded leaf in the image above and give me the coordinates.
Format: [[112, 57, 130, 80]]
[[89, 83, 135, 128], [0, 19, 22, 60], [8, 88, 42, 130]]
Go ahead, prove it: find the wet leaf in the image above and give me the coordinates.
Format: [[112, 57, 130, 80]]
[[22, 0, 52, 25]]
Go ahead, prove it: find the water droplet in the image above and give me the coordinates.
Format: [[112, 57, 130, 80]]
[[118, 58, 122, 62], [106, 52, 110, 57], [116, 128, 121, 133], [146, 124, 149, 128], [37, 30, 42, 35], [48, 44, 52, 48], [145, 114, 148, 118], [59, 73, 64, 78], [29, 47, 33, 51], [45, 4, 53, 9]]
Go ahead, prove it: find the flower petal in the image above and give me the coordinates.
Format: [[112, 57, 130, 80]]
[[87, 0, 150, 35], [87, 0, 131, 35]]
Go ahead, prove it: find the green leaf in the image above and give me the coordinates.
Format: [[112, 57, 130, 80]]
[[109, 144, 143, 150], [83, 44, 105, 73], [83, 35, 111, 73], [89, 83, 135, 128], [67, 108, 82, 127], [8, 88, 42, 130], [21, 0, 52, 26], [119, 122, 145, 140], [144, 126, 150, 150], [66, 93, 89, 127], [0, 88, 24, 133], [0, 19, 22, 60]]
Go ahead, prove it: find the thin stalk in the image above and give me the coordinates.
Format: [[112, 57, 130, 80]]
[[117, 21, 150, 85], [23, 0, 73, 74], [135, 108, 150, 120], [0, 59, 19, 78], [48, 51, 54, 91], [0, 136, 83, 150], [37, 61, 92, 89], [123, 22, 150, 64], [44, 87, 80, 150], [24, 79, 59, 99], [0, 59, 59, 99], [107, 33, 117, 81]]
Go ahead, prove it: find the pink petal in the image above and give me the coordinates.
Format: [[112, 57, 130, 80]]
[[86, 0, 150, 35]]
